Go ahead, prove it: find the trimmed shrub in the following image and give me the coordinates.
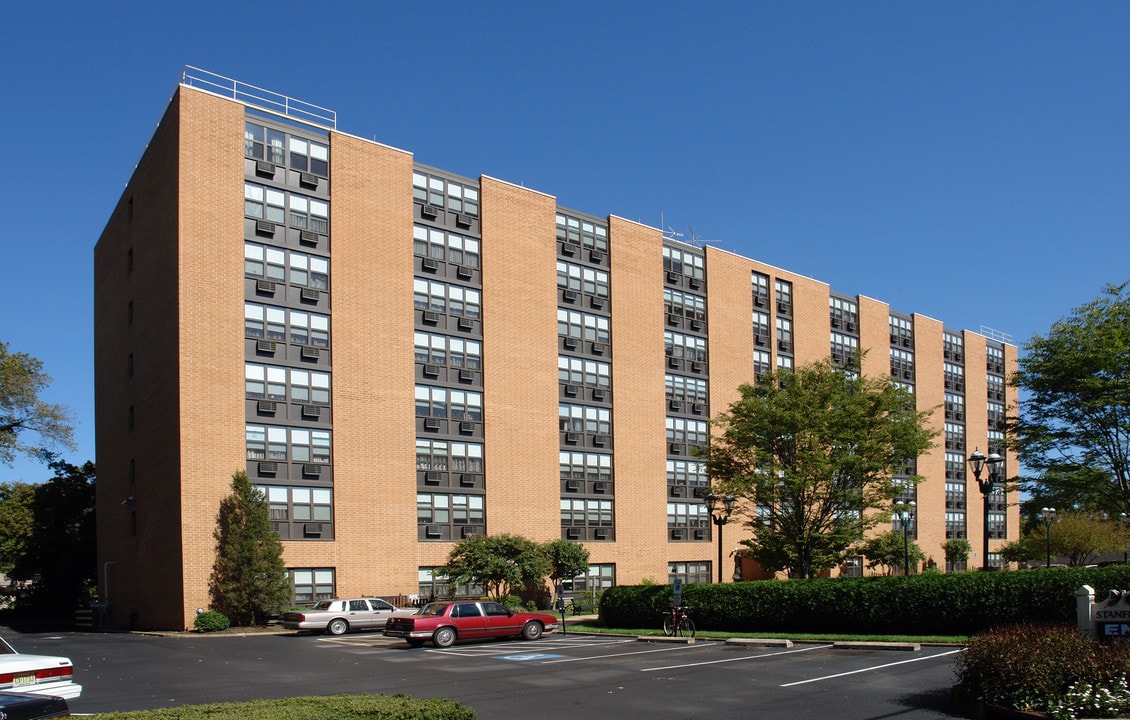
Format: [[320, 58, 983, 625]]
[[193, 610, 230, 632], [598, 566, 1130, 635]]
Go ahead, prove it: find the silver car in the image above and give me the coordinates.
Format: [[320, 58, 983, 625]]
[[280, 598, 416, 635]]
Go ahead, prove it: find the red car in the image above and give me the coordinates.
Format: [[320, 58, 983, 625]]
[[383, 601, 559, 648]]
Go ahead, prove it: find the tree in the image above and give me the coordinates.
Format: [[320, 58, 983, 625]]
[[0, 342, 75, 466], [1010, 282, 1130, 516], [208, 471, 290, 626], [943, 538, 972, 571], [1041, 511, 1126, 566], [437, 534, 551, 602], [0, 459, 96, 615], [705, 360, 937, 579], [543, 539, 590, 585], [857, 530, 925, 576]]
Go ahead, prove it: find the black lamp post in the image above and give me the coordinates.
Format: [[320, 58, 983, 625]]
[[1121, 512, 1129, 564], [1040, 507, 1056, 568], [705, 493, 735, 583], [896, 501, 916, 576], [967, 449, 1004, 571]]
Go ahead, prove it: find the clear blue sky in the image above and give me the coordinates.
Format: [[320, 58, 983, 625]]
[[2, 1, 1127, 483]]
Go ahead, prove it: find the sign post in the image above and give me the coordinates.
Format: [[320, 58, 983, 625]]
[[555, 583, 567, 636]]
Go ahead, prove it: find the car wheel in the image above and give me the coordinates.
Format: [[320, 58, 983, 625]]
[[433, 626, 457, 648], [405, 639, 426, 648], [521, 621, 543, 641], [326, 619, 349, 636]]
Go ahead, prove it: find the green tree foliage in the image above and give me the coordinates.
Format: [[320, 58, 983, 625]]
[[1010, 282, 1130, 515], [704, 360, 937, 579], [858, 529, 926, 576], [1043, 511, 1126, 566], [943, 538, 972, 569], [437, 534, 552, 601], [0, 342, 75, 466], [0, 459, 96, 614], [208, 471, 290, 626], [543, 539, 590, 585]]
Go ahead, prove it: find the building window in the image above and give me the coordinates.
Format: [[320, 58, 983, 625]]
[[751, 272, 770, 308], [413, 171, 480, 216], [753, 349, 771, 380], [988, 429, 1006, 457], [664, 288, 706, 322], [245, 121, 329, 176], [560, 564, 615, 594], [666, 332, 707, 362], [417, 439, 484, 472], [667, 459, 708, 490], [665, 375, 708, 405], [668, 561, 711, 584], [987, 401, 1005, 429], [418, 493, 485, 528], [246, 424, 331, 463], [945, 481, 966, 511], [890, 348, 914, 381], [244, 182, 328, 233], [776, 317, 792, 352], [830, 332, 859, 367], [944, 362, 965, 391], [246, 363, 330, 404], [559, 403, 612, 435], [256, 484, 332, 524], [945, 452, 966, 482], [244, 303, 329, 347], [289, 568, 335, 604], [414, 279, 481, 318], [418, 567, 482, 600], [667, 502, 709, 531], [752, 311, 770, 348], [559, 357, 611, 388], [560, 451, 613, 483], [415, 385, 483, 420], [558, 309, 610, 343], [890, 316, 913, 348], [987, 345, 1005, 375], [943, 332, 964, 361], [775, 279, 792, 315], [557, 260, 610, 299], [415, 332, 482, 369], [560, 498, 614, 533], [777, 354, 794, 371], [987, 374, 1005, 402], [945, 511, 966, 539], [556, 212, 607, 252], [666, 417, 708, 447], [830, 297, 858, 330], [944, 422, 965, 452], [945, 393, 964, 422], [663, 246, 704, 281], [414, 225, 480, 268]]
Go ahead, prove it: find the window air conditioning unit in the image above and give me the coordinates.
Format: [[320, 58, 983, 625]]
[[299, 230, 318, 245], [421, 204, 440, 219], [456, 214, 473, 228], [256, 340, 276, 353], [302, 463, 322, 476], [256, 279, 276, 294], [301, 288, 320, 301], [255, 219, 277, 235], [255, 160, 275, 176], [299, 172, 319, 188], [257, 400, 277, 413], [257, 461, 278, 474], [301, 346, 320, 359], [459, 421, 475, 433], [302, 405, 321, 418]]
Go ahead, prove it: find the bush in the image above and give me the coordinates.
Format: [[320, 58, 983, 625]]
[[193, 610, 230, 632], [87, 694, 475, 719], [597, 566, 1130, 635], [953, 623, 1130, 716]]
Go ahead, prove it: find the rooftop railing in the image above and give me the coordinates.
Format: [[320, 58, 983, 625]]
[[180, 66, 336, 130]]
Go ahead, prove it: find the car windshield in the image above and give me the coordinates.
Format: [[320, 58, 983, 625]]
[[419, 603, 450, 617]]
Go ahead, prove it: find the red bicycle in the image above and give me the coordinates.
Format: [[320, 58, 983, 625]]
[[662, 605, 696, 638]]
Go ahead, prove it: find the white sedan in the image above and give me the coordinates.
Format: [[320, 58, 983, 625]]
[[0, 635, 82, 699], [281, 598, 417, 635]]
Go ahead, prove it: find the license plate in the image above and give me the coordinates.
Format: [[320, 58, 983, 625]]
[[13, 673, 35, 686]]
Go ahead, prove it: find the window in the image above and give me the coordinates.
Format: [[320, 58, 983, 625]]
[[245, 182, 328, 233], [987, 401, 1005, 428], [752, 311, 770, 347], [830, 297, 858, 330], [776, 317, 792, 350], [559, 564, 615, 594], [557, 261, 610, 299], [669, 561, 711, 584], [664, 288, 706, 321], [560, 451, 613, 483], [255, 484, 332, 523], [890, 316, 913, 348], [414, 171, 480, 216], [246, 363, 330, 404], [245, 303, 329, 347], [245, 121, 328, 176], [559, 404, 612, 434], [775, 279, 792, 315], [987, 374, 1005, 402], [753, 349, 771, 380], [287, 135, 329, 176], [945, 452, 966, 481], [666, 417, 708, 446], [943, 332, 964, 361], [665, 332, 707, 362], [246, 424, 331, 463], [559, 356, 611, 388], [751, 272, 770, 307], [944, 422, 965, 452], [415, 332, 482, 369], [830, 332, 859, 367], [945, 481, 966, 510], [418, 493, 485, 526], [945, 511, 966, 540], [414, 279, 481, 319], [419, 567, 482, 599], [987, 345, 1005, 375], [558, 309, 610, 343], [663, 246, 704, 280], [560, 498, 613, 528], [415, 386, 482, 420], [667, 459, 707, 489], [665, 375, 708, 405], [413, 225, 480, 268], [290, 568, 335, 604], [988, 429, 1006, 457], [777, 354, 794, 370], [417, 439, 484, 472], [556, 212, 607, 251], [890, 348, 914, 380], [944, 362, 965, 391]]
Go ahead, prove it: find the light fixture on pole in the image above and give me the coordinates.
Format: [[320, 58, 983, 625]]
[[967, 449, 1004, 571], [1122, 512, 1129, 564], [1040, 507, 1056, 568], [704, 493, 735, 583], [896, 501, 916, 576]]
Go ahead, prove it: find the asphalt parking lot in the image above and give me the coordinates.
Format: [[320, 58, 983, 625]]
[[9, 629, 967, 719]]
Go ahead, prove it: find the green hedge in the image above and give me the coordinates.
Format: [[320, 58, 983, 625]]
[[90, 694, 475, 720], [599, 566, 1130, 635]]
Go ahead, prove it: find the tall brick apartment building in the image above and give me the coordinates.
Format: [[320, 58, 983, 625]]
[[94, 70, 1018, 630]]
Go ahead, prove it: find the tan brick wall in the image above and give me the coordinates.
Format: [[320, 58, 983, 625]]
[[310, 132, 419, 596], [478, 177, 561, 542], [912, 314, 947, 567], [962, 331, 991, 566], [605, 217, 670, 583]]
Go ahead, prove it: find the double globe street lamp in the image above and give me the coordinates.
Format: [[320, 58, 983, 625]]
[[967, 449, 1004, 571], [1040, 507, 1057, 568], [704, 493, 735, 583]]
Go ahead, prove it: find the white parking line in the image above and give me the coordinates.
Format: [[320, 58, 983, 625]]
[[779, 648, 964, 687], [639, 643, 833, 671], [541, 642, 715, 664]]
